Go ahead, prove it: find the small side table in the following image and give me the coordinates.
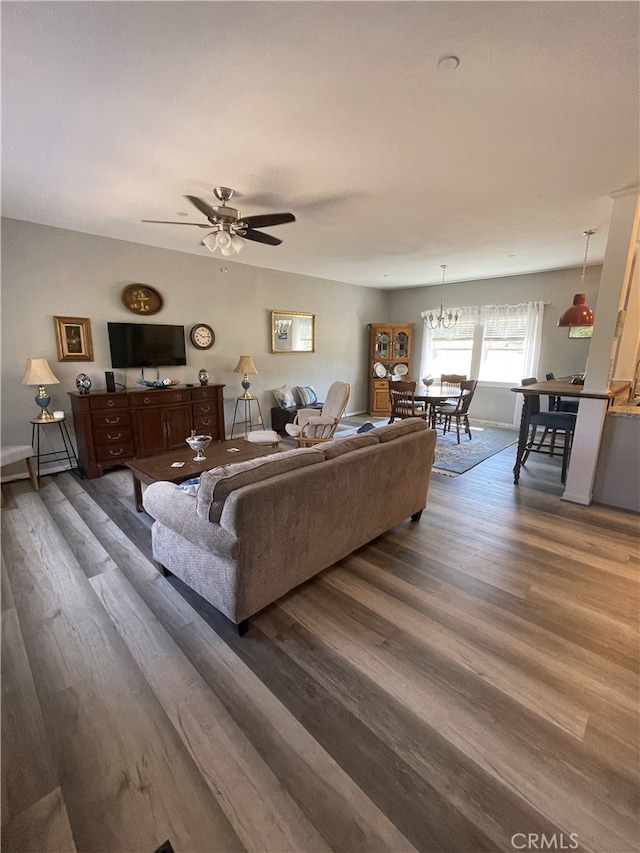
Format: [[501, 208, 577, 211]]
[[31, 416, 79, 480], [230, 396, 265, 438]]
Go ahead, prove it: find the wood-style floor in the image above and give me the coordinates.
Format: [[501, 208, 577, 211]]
[[1, 444, 638, 853]]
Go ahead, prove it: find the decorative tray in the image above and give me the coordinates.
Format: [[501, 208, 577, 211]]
[[136, 379, 180, 388]]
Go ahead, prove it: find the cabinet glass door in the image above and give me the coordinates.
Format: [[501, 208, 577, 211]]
[[375, 329, 392, 359], [393, 331, 409, 359]]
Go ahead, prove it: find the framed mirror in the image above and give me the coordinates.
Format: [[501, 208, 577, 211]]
[[271, 310, 315, 353]]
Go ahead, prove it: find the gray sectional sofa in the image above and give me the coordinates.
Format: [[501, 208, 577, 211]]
[[142, 418, 436, 633]]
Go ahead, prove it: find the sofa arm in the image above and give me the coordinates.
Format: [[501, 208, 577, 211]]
[[142, 481, 238, 559]]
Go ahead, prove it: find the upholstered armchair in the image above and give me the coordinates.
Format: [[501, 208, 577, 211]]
[[285, 381, 350, 447]]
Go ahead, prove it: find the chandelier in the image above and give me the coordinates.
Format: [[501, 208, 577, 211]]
[[425, 265, 459, 329], [558, 229, 596, 327]]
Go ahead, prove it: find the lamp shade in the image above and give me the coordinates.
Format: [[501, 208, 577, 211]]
[[233, 355, 258, 375], [558, 293, 595, 327], [201, 233, 217, 253], [21, 358, 60, 386]]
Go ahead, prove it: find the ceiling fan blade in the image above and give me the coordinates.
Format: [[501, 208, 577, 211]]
[[184, 195, 218, 220], [242, 229, 282, 246], [241, 212, 295, 229], [141, 219, 210, 227]]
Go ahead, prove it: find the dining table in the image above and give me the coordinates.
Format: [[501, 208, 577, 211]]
[[510, 377, 629, 484], [414, 384, 463, 429]]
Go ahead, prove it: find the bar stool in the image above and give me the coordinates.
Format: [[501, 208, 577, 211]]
[[520, 378, 577, 483]]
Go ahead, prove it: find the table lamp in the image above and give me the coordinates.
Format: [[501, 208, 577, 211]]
[[233, 355, 257, 399], [21, 357, 60, 420]]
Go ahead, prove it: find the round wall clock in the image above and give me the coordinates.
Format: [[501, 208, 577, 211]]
[[190, 323, 215, 350], [121, 284, 164, 315]]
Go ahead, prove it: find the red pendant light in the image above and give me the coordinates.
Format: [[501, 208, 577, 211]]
[[558, 230, 596, 327]]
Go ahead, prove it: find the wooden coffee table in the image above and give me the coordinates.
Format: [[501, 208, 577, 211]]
[[127, 439, 277, 512]]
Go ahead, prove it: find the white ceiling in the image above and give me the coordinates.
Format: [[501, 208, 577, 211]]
[[2, 2, 638, 289]]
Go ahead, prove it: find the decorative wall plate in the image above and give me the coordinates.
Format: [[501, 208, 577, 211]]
[[393, 363, 409, 376], [121, 284, 164, 315], [373, 362, 387, 378]]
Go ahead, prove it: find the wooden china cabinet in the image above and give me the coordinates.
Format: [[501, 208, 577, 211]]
[[367, 323, 414, 415]]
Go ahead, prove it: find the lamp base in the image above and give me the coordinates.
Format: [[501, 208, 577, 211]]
[[240, 376, 252, 399], [34, 392, 55, 420], [33, 408, 55, 421]]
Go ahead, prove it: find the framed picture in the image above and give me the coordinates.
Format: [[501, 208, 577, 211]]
[[568, 325, 593, 339], [54, 316, 94, 361]]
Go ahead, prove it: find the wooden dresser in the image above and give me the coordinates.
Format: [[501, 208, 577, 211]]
[[68, 385, 225, 478]]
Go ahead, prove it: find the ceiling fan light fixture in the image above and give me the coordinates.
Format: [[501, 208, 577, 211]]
[[230, 234, 245, 253], [215, 230, 232, 250], [201, 232, 218, 253]]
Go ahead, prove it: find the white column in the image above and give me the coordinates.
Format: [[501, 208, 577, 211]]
[[562, 188, 640, 504]]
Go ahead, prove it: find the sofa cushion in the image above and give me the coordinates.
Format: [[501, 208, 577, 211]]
[[312, 431, 380, 460], [374, 418, 430, 442], [294, 385, 318, 406], [272, 385, 297, 409], [196, 448, 321, 522]]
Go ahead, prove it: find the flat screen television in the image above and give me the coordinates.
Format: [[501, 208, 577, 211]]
[[107, 322, 187, 368]]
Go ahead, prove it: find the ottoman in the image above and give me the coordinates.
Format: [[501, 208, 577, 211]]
[[245, 430, 281, 449]]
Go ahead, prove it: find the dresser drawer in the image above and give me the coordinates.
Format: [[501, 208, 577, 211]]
[[193, 415, 217, 433], [94, 426, 133, 445], [89, 394, 129, 411], [95, 443, 134, 463], [130, 389, 188, 407], [92, 410, 131, 429], [191, 387, 217, 401], [192, 400, 218, 417]]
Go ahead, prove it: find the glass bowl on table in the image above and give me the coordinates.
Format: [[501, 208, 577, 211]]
[[185, 433, 212, 461]]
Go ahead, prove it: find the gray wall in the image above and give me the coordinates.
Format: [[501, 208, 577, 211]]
[[388, 267, 601, 424], [1, 218, 388, 471]]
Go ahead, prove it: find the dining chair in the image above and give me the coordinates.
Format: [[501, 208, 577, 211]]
[[545, 372, 580, 413], [437, 379, 478, 443], [440, 374, 467, 395], [520, 377, 577, 483], [388, 380, 428, 423]]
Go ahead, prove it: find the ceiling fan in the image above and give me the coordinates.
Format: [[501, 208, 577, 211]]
[[142, 186, 295, 256]]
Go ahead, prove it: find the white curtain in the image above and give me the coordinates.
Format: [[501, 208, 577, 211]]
[[515, 300, 545, 422], [521, 301, 545, 379]]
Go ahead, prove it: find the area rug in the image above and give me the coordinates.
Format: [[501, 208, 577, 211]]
[[432, 424, 518, 476]]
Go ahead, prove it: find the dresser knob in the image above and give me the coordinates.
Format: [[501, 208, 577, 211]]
[[105, 417, 121, 425], [107, 400, 115, 407], [107, 433, 122, 441], [109, 449, 124, 457]]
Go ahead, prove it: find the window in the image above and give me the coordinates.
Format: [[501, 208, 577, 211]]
[[420, 303, 544, 384]]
